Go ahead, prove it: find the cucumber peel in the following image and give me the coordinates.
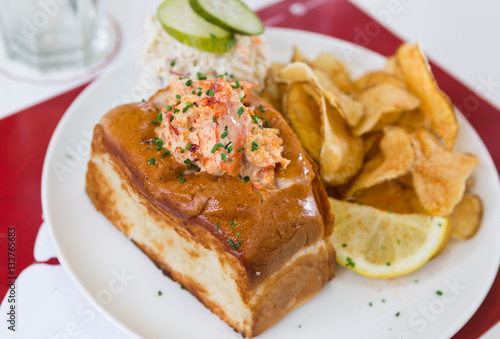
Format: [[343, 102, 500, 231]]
[[157, 0, 236, 54], [189, 0, 264, 35]]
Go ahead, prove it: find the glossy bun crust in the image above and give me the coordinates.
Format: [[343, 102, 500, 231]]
[[86, 92, 335, 337]]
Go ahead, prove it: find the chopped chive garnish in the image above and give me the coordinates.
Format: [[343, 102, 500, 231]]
[[144, 140, 150, 144], [157, 113, 163, 122], [228, 239, 237, 251], [153, 138, 164, 150], [162, 150, 170, 157], [236, 232, 240, 237], [395, 312, 400, 317], [191, 90, 195, 94], [229, 158, 234, 162], [180, 284, 185, 289], [436, 290, 443, 296], [212, 117, 217, 122], [345, 257, 355, 268], [238, 147, 244, 152], [220, 127, 228, 139], [237, 240, 242, 247], [185, 143, 192, 150], [216, 222, 219, 231], [211, 144, 219, 154], [166, 105, 173, 111], [369, 302, 373, 307], [176, 94, 181, 99], [263, 121, 269, 128], [184, 159, 191, 164], [197, 91, 202, 96], [227, 144, 233, 153], [259, 104, 265, 112], [244, 176, 250, 182], [173, 108, 180, 113], [237, 107, 245, 116], [210, 33, 217, 39], [386, 262, 391, 266], [158, 291, 162, 296], [230, 220, 235, 228], [342, 243, 347, 248], [252, 115, 259, 124], [185, 79, 193, 86], [170, 116, 174, 122], [180, 148, 185, 153], [206, 90, 215, 96], [218, 74, 224, 78], [152, 120, 158, 125], [231, 80, 240, 89], [197, 72, 207, 80], [221, 153, 226, 162], [170, 60, 176, 67], [251, 140, 258, 151], [148, 158, 155, 165], [240, 95, 246, 102], [238, 174, 243, 179], [179, 177, 186, 183]]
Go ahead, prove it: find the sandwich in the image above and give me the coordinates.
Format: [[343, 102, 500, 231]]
[[86, 76, 335, 337]]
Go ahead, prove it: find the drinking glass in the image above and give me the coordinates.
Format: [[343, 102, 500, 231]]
[[0, 0, 111, 70]]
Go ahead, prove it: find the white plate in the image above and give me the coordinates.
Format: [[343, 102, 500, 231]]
[[42, 28, 500, 339]]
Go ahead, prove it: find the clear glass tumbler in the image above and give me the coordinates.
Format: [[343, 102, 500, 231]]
[[0, 0, 111, 70]]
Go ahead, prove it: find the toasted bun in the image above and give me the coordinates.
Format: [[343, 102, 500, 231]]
[[86, 92, 334, 337]]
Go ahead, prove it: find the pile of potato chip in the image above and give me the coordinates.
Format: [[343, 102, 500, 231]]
[[262, 42, 483, 249]]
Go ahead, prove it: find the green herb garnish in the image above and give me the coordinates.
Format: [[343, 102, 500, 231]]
[[251, 140, 258, 152], [228, 239, 237, 250]]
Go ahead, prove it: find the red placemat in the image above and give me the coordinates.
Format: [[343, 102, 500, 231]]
[[1, 0, 499, 337]]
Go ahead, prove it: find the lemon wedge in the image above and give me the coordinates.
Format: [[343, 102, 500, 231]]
[[329, 197, 448, 278]]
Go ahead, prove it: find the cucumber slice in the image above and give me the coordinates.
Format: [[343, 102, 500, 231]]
[[189, 0, 264, 35], [157, 0, 236, 53]]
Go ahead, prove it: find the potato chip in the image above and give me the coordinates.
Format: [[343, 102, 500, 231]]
[[353, 83, 420, 136], [283, 81, 363, 186], [412, 129, 479, 216], [313, 53, 357, 94], [291, 46, 312, 65], [353, 179, 425, 214], [322, 98, 364, 185], [346, 126, 416, 197], [283, 83, 322, 160], [261, 63, 286, 112], [384, 56, 404, 80], [280, 62, 364, 127], [397, 108, 431, 133], [355, 71, 407, 91], [313, 68, 364, 127], [449, 193, 483, 239], [362, 131, 383, 160], [396, 43, 458, 149]]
